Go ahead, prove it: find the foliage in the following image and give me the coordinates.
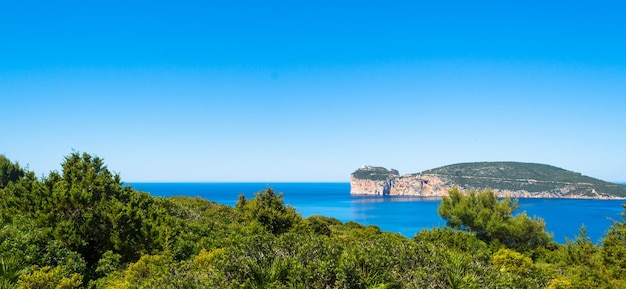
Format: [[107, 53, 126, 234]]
[[16, 265, 82, 289], [600, 204, 626, 280], [0, 155, 25, 189], [236, 187, 301, 235], [492, 249, 537, 286], [1, 152, 626, 288], [1, 255, 25, 288], [299, 215, 341, 236], [413, 226, 489, 256], [546, 277, 572, 289], [351, 166, 398, 181], [546, 225, 624, 288], [438, 188, 552, 251]]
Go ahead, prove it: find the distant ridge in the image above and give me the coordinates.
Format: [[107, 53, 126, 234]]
[[350, 162, 626, 199]]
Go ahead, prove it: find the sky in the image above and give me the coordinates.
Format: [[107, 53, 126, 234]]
[[1, 1, 625, 182]]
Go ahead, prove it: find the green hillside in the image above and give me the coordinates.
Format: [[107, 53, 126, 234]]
[[421, 162, 626, 198]]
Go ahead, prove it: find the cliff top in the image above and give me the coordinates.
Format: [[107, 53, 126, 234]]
[[351, 166, 399, 181]]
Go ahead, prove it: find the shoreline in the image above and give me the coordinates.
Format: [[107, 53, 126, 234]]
[[349, 193, 626, 200]]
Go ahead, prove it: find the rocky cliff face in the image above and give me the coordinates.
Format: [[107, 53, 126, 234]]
[[350, 165, 626, 199], [349, 166, 399, 195], [350, 172, 453, 197], [349, 177, 394, 195], [389, 174, 450, 196], [350, 166, 451, 196]]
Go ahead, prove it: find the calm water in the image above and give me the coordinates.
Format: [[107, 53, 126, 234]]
[[129, 182, 625, 243]]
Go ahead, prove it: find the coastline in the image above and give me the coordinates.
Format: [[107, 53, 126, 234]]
[[349, 192, 626, 200]]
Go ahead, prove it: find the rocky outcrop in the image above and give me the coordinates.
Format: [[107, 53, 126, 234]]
[[350, 166, 399, 195], [350, 164, 626, 199], [350, 172, 453, 197], [389, 174, 450, 196], [350, 166, 452, 196]]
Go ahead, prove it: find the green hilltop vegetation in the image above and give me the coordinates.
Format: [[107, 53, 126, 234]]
[[420, 162, 626, 198], [1, 153, 626, 288], [351, 166, 399, 181]]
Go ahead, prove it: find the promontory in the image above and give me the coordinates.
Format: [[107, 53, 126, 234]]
[[350, 162, 626, 199]]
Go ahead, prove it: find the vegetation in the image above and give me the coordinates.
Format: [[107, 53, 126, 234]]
[[422, 161, 626, 197], [438, 188, 552, 251], [1, 152, 625, 288], [351, 166, 399, 181]]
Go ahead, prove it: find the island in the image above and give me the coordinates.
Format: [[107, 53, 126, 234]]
[[350, 162, 626, 199]]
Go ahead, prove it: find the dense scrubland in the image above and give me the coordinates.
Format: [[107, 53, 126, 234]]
[[1, 153, 625, 288]]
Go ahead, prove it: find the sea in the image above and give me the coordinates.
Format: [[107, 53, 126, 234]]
[[129, 182, 626, 244]]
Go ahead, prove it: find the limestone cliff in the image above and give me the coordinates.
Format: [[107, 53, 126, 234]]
[[350, 162, 626, 199], [389, 174, 450, 196], [350, 166, 399, 195]]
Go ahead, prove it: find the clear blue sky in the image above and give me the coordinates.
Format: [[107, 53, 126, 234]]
[[1, 1, 625, 182]]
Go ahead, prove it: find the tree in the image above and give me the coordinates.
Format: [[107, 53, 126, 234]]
[[601, 204, 626, 280], [438, 188, 552, 250], [32, 152, 168, 278], [236, 188, 301, 235], [0, 155, 25, 188], [41, 153, 123, 268]]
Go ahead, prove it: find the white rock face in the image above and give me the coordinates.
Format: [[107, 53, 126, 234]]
[[350, 165, 452, 196], [390, 174, 450, 196], [349, 177, 393, 195], [349, 166, 399, 195]]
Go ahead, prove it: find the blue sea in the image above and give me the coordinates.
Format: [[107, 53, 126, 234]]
[[130, 182, 625, 244]]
